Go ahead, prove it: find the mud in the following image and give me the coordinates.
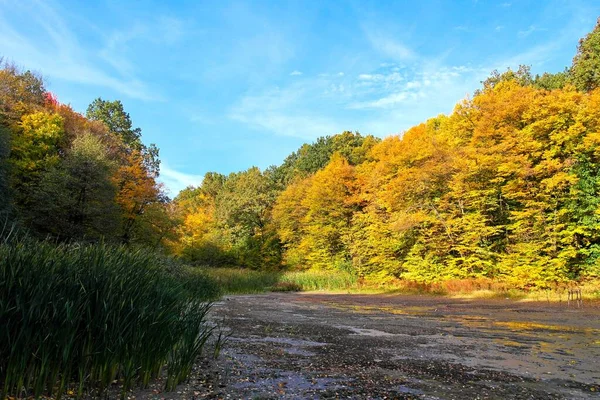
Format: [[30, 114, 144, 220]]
[[139, 293, 600, 399]]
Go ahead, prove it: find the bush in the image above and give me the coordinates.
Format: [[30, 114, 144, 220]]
[[0, 239, 220, 399]]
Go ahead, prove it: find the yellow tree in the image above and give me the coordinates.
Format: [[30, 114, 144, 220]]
[[298, 153, 357, 270], [113, 150, 161, 244], [9, 111, 64, 218], [272, 176, 311, 268]]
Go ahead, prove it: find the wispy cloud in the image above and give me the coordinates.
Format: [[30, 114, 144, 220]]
[[365, 31, 415, 62], [229, 83, 343, 140], [518, 25, 546, 38], [0, 0, 164, 101], [290, 70, 303, 76], [230, 61, 489, 140], [159, 162, 204, 195], [349, 66, 484, 110]]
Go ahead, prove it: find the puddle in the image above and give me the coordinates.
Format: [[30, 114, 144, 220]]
[[231, 372, 347, 393], [493, 321, 600, 335], [228, 336, 327, 355], [284, 347, 316, 356], [336, 325, 396, 337], [397, 384, 424, 395], [259, 337, 327, 347]]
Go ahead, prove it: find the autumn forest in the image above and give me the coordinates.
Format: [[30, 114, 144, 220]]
[[3, 9, 600, 400], [175, 22, 600, 289], [3, 22, 600, 290]]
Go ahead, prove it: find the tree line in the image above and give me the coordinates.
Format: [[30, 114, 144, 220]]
[[172, 20, 600, 287], [3, 20, 600, 288], [0, 60, 172, 248]]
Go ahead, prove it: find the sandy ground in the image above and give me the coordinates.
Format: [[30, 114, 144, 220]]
[[137, 293, 600, 399]]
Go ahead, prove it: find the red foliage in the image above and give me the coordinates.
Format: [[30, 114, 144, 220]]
[[44, 92, 59, 107]]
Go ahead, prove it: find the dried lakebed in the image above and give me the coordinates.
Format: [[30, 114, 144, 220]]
[[145, 293, 599, 399]]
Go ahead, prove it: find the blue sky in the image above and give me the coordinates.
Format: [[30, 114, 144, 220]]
[[1, 0, 599, 195]]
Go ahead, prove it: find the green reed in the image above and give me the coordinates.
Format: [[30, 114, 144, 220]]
[[204, 268, 280, 294], [203, 267, 357, 293], [0, 238, 220, 399], [280, 270, 358, 291]]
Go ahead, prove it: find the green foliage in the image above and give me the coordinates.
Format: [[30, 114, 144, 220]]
[[0, 61, 46, 121], [176, 168, 281, 269], [0, 120, 10, 217], [86, 98, 142, 149], [217, 167, 276, 241], [479, 65, 534, 93], [9, 111, 65, 220], [85, 98, 161, 177], [28, 133, 120, 241], [274, 131, 379, 184], [570, 17, 600, 92], [533, 70, 569, 90], [0, 238, 219, 399]]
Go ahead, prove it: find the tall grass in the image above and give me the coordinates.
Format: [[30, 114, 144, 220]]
[[204, 268, 357, 293], [205, 268, 280, 293], [0, 239, 220, 399], [280, 270, 358, 291]]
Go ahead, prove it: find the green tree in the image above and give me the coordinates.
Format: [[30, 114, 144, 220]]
[[9, 111, 64, 221], [86, 98, 142, 148], [274, 132, 379, 184], [479, 65, 533, 93], [0, 120, 10, 218], [86, 98, 161, 177], [0, 61, 46, 122], [570, 18, 600, 92], [29, 133, 119, 241], [216, 167, 281, 268], [533, 70, 569, 90]]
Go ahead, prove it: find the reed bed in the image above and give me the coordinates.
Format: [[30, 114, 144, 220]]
[[0, 239, 220, 399], [203, 267, 357, 293], [280, 270, 358, 291], [204, 268, 280, 293]]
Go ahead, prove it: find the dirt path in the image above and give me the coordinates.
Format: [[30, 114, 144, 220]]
[[142, 293, 600, 399]]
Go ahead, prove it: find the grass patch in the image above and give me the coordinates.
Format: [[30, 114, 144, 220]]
[[280, 270, 358, 291], [202, 268, 358, 294], [204, 268, 280, 294], [0, 238, 221, 399], [202, 267, 600, 306], [270, 281, 303, 292]]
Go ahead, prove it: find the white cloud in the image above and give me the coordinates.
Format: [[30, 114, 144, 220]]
[[230, 60, 488, 140], [372, 36, 415, 61], [518, 25, 549, 39], [159, 162, 204, 196], [353, 92, 409, 108], [290, 70, 303, 76], [229, 82, 345, 140]]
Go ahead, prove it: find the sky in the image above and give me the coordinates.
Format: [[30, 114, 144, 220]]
[[1, 0, 599, 196]]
